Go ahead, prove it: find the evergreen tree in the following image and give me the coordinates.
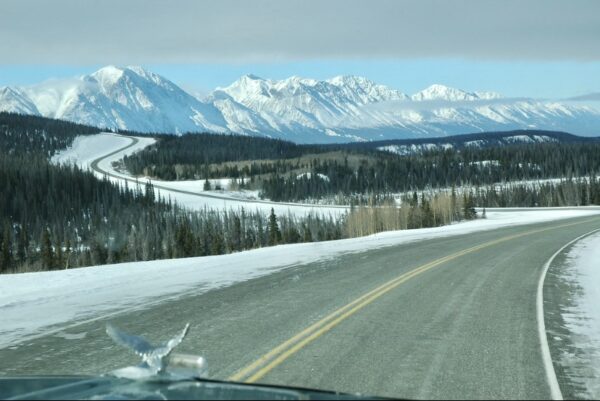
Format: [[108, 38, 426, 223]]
[[211, 230, 224, 255], [17, 226, 28, 264], [232, 216, 242, 252], [41, 229, 54, 270], [302, 223, 313, 242], [0, 223, 12, 272], [268, 208, 282, 246], [463, 193, 477, 220], [421, 195, 434, 227]]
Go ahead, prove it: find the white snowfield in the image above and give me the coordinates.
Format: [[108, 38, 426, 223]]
[[51, 133, 149, 171], [560, 232, 600, 398], [52, 133, 348, 217], [0, 208, 599, 348]]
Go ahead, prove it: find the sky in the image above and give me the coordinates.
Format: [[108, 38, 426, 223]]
[[1, 0, 599, 98]]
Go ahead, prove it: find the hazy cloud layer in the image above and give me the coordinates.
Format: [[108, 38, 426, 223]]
[[1, 0, 599, 64]]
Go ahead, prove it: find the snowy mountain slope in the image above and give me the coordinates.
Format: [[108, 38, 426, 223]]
[[211, 74, 409, 131], [409, 84, 502, 102], [376, 132, 561, 155], [2, 66, 600, 142], [211, 76, 600, 141], [0, 87, 40, 115], [18, 66, 228, 133]]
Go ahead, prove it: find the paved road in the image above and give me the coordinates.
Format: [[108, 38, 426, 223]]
[[89, 134, 348, 210], [2, 216, 599, 399]]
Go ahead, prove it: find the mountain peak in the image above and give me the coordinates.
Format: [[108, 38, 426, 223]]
[[91, 65, 163, 85], [412, 84, 477, 101], [91, 65, 125, 83], [0, 86, 41, 115]]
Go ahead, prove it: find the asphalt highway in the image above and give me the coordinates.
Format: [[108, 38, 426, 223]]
[[1, 216, 599, 399]]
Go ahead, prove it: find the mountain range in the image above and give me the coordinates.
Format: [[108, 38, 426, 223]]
[[1, 66, 599, 143]]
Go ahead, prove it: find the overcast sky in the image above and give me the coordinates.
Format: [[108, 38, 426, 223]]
[[1, 0, 599, 97]]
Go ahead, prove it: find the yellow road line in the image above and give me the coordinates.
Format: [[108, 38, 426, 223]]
[[229, 218, 599, 383]]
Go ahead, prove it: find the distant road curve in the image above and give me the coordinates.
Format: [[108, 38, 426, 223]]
[[89, 134, 349, 210]]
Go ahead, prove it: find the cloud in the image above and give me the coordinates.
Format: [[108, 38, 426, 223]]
[[566, 93, 600, 101], [362, 97, 538, 114], [1, 0, 599, 64]]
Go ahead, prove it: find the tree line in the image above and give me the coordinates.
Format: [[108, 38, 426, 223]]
[[260, 142, 600, 202], [118, 130, 600, 203], [0, 112, 100, 156]]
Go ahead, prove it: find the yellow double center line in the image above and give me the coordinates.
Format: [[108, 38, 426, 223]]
[[228, 218, 598, 383]]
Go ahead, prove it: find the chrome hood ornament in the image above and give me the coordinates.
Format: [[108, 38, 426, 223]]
[[106, 323, 207, 379]]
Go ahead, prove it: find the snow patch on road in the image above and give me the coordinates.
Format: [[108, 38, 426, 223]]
[[0, 208, 598, 348]]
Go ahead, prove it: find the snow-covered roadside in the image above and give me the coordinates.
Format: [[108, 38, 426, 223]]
[[52, 133, 347, 216], [51, 133, 147, 170], [559, 233, 600, 398], [0, 209, 598, 349]]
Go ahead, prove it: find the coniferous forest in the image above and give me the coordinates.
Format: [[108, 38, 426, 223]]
[[123, 131, 600, 203], [0, 114, 347, 273]]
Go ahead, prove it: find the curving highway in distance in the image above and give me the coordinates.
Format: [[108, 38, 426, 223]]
[[89, 134, 349, 213]]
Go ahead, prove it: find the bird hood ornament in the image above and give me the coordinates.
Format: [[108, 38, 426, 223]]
[[106, 323, 207, 379]]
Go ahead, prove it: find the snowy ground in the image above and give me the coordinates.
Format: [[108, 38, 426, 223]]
[[558, 232, 600, 398], [1, 208, 599, 349], [52, 133, 347, 216]]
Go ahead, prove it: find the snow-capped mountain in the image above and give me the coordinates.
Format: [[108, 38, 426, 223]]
[[8, 66, 227, 134], [411, 84, 501, 101], [0, 87, 40, 115], [209, 74, 409, 135], [2, 66, 600, 143]]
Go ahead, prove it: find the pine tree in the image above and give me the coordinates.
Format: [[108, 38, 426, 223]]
[[17, 226, 28, 264], [232, 215, 242, 252], [41, 229, 54, 270], [268, 208, 282, 246], [0, 223, 12, 272], [302, 223, 313, 242], [421, 195, 434, 227], [144, 181, 155, 204], [463, 193, 477, 220], [211, 230, 224, 255], [56, 242, 64, 269], [203, 179, 211, 191]]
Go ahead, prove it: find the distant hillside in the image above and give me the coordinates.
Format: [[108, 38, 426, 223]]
[[335, 130, 600, 155], [0, 112, 101, 156]]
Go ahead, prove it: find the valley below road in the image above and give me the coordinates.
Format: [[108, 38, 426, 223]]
[[2, 215, 600, 399]]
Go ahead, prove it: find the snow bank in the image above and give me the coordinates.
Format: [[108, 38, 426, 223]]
[[51, 133, 145, 170], [560, 232, 600, 398], [1, 208, 598, 348]]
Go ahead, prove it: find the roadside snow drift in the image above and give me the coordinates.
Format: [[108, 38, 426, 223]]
[[559, 232, 600, 398]]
